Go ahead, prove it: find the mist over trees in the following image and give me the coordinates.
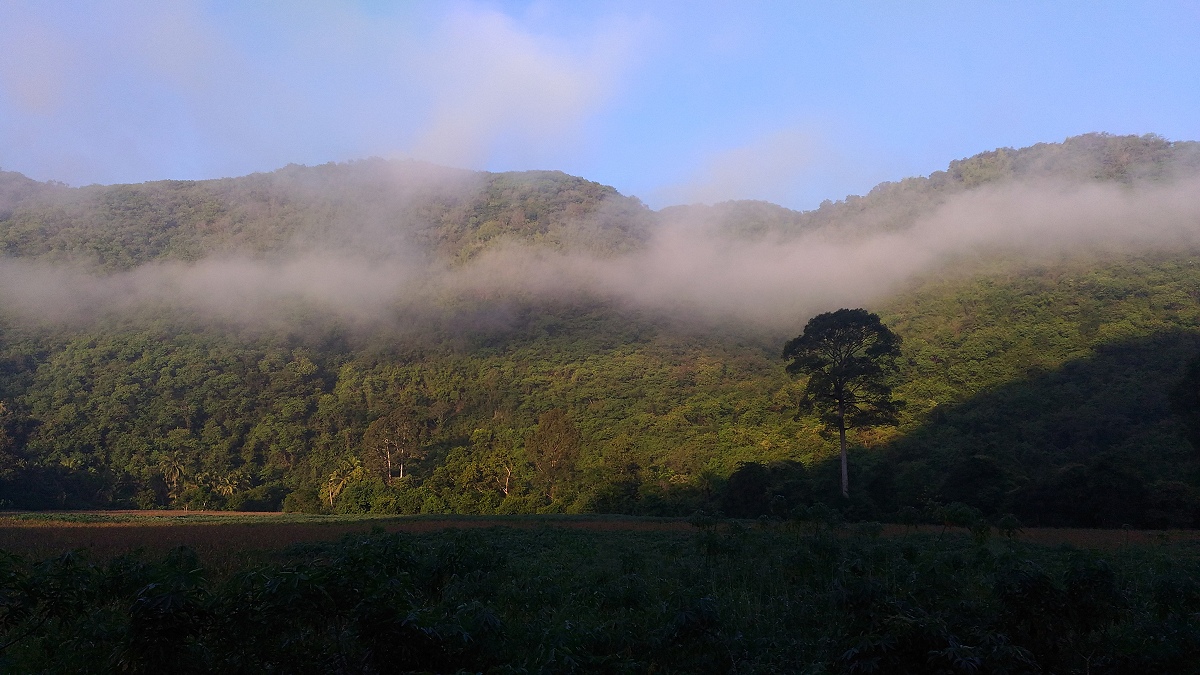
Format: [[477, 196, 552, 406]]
[[1, 133, 1200, 526]]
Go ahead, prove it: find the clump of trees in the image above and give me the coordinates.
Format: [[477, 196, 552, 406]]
[[1, 135, 1200, 525], [525, 408, 581, 499], [362, 405, 429, 483]]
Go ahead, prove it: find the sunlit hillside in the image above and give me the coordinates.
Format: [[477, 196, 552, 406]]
[[2, 133, 1199, 527]]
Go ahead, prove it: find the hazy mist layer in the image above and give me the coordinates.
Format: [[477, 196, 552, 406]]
[[2, 176, 1199, 335]]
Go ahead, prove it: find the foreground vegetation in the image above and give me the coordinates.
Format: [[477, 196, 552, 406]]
[[3, 519, 1200, 673]]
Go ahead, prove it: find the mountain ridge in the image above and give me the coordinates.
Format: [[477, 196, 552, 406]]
[[1, 132, 1199, 525], [3, 132, 1197, 270]]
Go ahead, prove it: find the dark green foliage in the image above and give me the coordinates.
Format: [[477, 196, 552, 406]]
[[720, 460, 809, 518], [1171, 353, 1200, 453], [1, 134, 1200, 526], [874, 254, 1200, 527], [722, 461, 772, 517], [937, 455, 1016, 514], [783, 308, 902, 432], [526, 408, 581, 499], [6, 526, 1200, 672], [784, 308, 902, 498], [0, 160, 653, 269], [1014, 459, 1151, 528]]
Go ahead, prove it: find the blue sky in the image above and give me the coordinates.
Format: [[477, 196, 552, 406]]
[[1, 1, 1197, 210]]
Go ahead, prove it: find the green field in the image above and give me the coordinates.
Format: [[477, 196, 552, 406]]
[[3, 514, 1200, 673]]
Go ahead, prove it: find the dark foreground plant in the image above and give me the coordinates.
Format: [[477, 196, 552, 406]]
[[3, 525, 1200, 673]]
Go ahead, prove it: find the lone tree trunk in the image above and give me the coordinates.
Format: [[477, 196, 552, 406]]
[[783, 308, 902, 502], [839, 400, 848, 499]]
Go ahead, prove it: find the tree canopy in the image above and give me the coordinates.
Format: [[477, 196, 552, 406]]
[[783, 308, 902, 498], [1, 135, 1200, 526]]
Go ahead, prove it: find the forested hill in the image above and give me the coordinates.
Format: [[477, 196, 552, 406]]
[[2, 133, 1200, 527], [3, 132, 1197, 267], [0, 160, 654, 269], [659, 132, 1200, 238]]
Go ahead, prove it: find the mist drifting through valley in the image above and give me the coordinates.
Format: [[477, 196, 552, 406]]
[[1, 166, 1200, 337]]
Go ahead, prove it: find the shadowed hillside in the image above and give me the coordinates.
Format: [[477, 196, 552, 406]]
[[1, 134, 1199, 525], [879, 330, 1200, 528]]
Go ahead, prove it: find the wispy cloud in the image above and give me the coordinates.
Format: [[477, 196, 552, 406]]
[[652, 128, 832, 207], [0, 2, 644, 185], [2, 174, 1199, 335], [408, 7, 641, 168]]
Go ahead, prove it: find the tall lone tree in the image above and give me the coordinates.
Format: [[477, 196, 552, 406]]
[[783, 308, 902, 499]]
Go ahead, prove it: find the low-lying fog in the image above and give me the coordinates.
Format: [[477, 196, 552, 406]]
[[2, 175, 1199, 335]]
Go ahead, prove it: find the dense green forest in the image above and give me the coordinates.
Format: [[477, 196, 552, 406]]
[[2, 133, 1200, 527]]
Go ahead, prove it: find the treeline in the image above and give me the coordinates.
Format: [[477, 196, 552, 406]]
[[1, 134, 1200, 526], [2, 133, 1196, 270], [1, 250, 1200, 527], [0, 161, 653, 269], [659, 132, 1200, 239], [0, 302, 805, 515]]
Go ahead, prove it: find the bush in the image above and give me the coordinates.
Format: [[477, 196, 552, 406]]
[[282, 487, 323, 514]]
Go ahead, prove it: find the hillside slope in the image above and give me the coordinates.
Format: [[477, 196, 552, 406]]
[[0, 160, 653, 268], [1, 133, 1199, 526]]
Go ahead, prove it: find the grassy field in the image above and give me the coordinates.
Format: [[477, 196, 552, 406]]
[[5, 513, 1200, 672], [0, 512, 693, 559], [1, 510, 1196, 558]]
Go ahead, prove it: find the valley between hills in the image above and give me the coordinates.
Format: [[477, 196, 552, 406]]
[[2, 131, 1200, 529]]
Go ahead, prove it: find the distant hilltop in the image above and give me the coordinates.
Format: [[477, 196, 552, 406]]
[[0, 132, 1195, 270]]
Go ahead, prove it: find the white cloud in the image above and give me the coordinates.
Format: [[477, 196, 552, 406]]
[[408, 6, 640, 168], [653, 128, 828, 206], [0, 2, 644, 184], [4, 174, 1200, 335]]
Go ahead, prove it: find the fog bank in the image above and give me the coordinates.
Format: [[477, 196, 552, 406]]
[[2, 177, 1199, 335]]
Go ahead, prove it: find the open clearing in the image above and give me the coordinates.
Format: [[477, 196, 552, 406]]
[[5, 511, 1200, 672], [0, 512, 693, 558], [3, 510, 1199, 558]]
